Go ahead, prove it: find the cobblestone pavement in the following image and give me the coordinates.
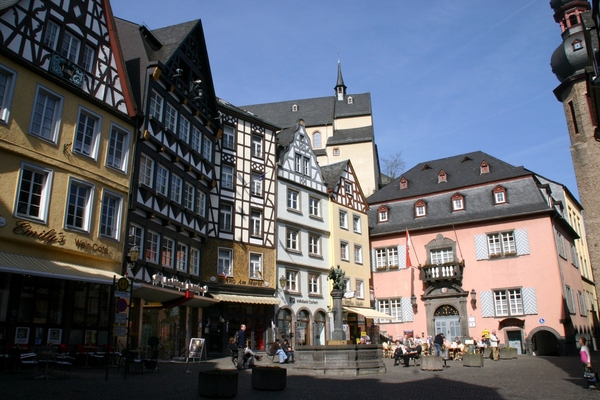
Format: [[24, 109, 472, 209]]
[[0, 353, 599, 399]]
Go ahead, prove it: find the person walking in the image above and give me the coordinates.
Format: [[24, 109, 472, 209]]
[[236, 324, 247, 369], [434, 333, 444, 357], [489, 330, 500, 361]]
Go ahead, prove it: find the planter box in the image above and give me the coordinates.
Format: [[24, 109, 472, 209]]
[[462, 353, 484, 367], [499, 348, 517, 359], [198, 369, 239, 398], [251, 366, 286, 391], [421, 355, 443, 371]]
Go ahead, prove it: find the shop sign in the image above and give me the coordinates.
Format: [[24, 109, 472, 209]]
[[13, 221, 66, 245], [74, 238, 109, 254]]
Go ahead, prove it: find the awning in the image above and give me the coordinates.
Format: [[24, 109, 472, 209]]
[[0, 252, 120, 285], [210, 293, 280, 305], [343, 306, 392, 320], [133, 283, 218, 308]]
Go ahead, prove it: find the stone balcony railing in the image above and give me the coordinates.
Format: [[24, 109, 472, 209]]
[[420, 261, 464, 285]]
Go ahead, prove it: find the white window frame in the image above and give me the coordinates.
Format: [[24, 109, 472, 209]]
[[156, 164, 169, 196], [221, 165, 234, 190], [139, 153, 154, 188], [354, 244, 363, 264], [44, 21, 59, 50], [128, 224, 144, 260], [164, 102, 177, 132], [223, 125, 235, 150], [191, 126, 201, 152], [106, 124, 129, 172], [251, 172, 262, 196], [251, 210, 262, 237], [285, 269, 299, 292], [339, 210, 348, 229], [378, 210, 388, 222], [196, 189, 206, 217], [353, 215, 361, 233], [82, 44, 95, 72], [430, 248, 453, 264], [202, 135, 212, 162], [415, 204, 426, 217], [0, 64, 17, 124], [170, 174, 183, 204], [99, 190, 122, 240], [189, 247, 200, 275], [340, 241, 349, 261], [15, 162, 53, 222], [252, 135, 262, 158], [161, 237, 175, 268], [286, 228, 299, 251], [494, 191, 506, 204], [29, 85, 63, 143], [309, 234, 321, 256], [60, 30, 81, 63], [249, 252, 263, 280], [65, 178, 94, 232], [494, 288, 523, 317], [218, 248, 233, 277], [145, 230, 160, 263], [452, 198, 464, 211], [149, 90, 163, 121], [176, 243, 188, 272], [220, 203, 232, 232], [488, 231, 516, 258], [73, 107, 101, 159], [308, 273, 320, 295], [178, 115, 190, 143], [355, 279, 364, 299], [309, 197, 320, 217], [184, 182, 195, 210], [287, 189, 299, 211]]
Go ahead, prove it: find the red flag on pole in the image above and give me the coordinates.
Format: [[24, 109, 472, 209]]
[[406, 229, 413, 268]]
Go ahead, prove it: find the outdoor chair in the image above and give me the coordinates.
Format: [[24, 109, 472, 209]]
[[19, 352, 38, 378]]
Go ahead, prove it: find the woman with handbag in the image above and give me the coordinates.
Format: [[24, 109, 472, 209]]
[[580, 337, 596, 390]]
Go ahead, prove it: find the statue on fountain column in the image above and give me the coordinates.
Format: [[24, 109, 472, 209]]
[[328, 265, 346, 291]]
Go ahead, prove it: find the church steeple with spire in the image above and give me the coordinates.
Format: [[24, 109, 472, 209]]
[[335, 61, 347, 101]]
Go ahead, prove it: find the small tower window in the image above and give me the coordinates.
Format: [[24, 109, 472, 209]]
[[480, 161, 490, 174], [313, 131, 321, 148], [333, 148, 340, 156], [347, 96, 353, 104], [415, 200, 427, 217], [378, 206, 389, 222], [493, 186, 507, 204], [451, 193, 465, 211], [438, 170, 447, 183], [292, 104, 298, 112], [400, 177, 408, 190], [569, 14, 579, 27], [572, 40, 583, 51]]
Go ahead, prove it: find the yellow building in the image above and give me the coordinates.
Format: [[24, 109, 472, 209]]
[[0, 0, 136, 347]]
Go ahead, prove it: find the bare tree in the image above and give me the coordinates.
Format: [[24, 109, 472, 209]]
[[381, 151, 406, 180]]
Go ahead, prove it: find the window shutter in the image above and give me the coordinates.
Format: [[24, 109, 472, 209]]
[[475, 234, 489, 260], [401, 297, 414, 322], [370, 249, 376, 272], [398, 245, 406, 269], [522, 287, 537, 315], [515, 229, 530, 256], [480, 291, 494, 317]]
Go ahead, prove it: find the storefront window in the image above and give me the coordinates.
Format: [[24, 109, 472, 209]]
[[277, 308, 292, 341], [296, 309, 310, 346], [314, 311, 326, 345]]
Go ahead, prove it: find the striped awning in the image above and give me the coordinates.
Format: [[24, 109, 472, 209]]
[[0, 252, 120, 284], [343, 306, 392, 320], [210, 293, 280, 305]]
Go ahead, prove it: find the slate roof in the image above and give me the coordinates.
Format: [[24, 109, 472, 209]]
[[327, 125, 374, 145], [217, 98, 280, 130], [320, 160, 349, 191], [366, 151, 555, 236]]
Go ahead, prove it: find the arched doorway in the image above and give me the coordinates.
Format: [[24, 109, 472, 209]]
[[277, 308, 292, 341], [531, 329, 560, 356], [296, 309, 311, 346], [314, 311, 326, 345], [434, 305, 461, 339]]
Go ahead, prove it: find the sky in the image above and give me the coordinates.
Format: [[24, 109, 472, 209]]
[[111, 0, 580, 199]]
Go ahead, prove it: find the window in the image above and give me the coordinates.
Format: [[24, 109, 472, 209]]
[[415, 200, 427, 217], [156, 165, 169, 196], [294, 154, 309, 175], [161, 237, 174, 268], [309, 197, 320, 217], [73, 108, 100, 158], [309, 273, 320, 295], [189, 247, 200, 275], [377, 299, 389, 317], [252, 135, 262, 158], [353, 215, 361, 233], [294, 153, 302, 173], [285, 270, 298, 292], [292, 104, 298, 112], [355, 280, 364, 299], [251, 172, 262, 196], [139, 153, 154, 187], [347, 96, 353, 104], [44, 21, 59, 50], [480, 161, 490, 174], [218, 248, 232, 277], [438, 170, 447, 183], [378, 209, 388, 222], [494, 289, 523, 316], [452, 194, 464, 211], [302, 157, 309, 175], [313, 132, 321, 148], [191, 126, 201, 152], [196, 189, 206, 217], [60, 31, 81, 63], [570, 243, 580, 268], [249, 253, 263, 279], [494, 186, 507, 204], [376, 299, 400, 322], [170, 174, 182, 203], [15, 163, 52, 221], [287, 189, 299, 211], [82, 45, 95, 72], [578, 291, 588, 316], [565, 286, 575, 314], [0, 64, 17, 124], [488, 232, 516, 258], [251, 210, 262, 237], [573, 40, 583, 51], [128, 224, 144, 259], [164, 102, 177, 132], [106, 125, 128, 171], [354, 245, 363, 264], [145, 230, 160, 263], [178, 116, 190, 143], [339, 210, 348, 229], [309, 234, 321, 256], [286, 228, 299, 251], [333, 148, 340, 156], [220, 204, 232, 232], [430, 248, 453, 264], [149, 90, 163, 121], [340, 241, 349, 261], [202, 135, 212, 162], [65, 179, 94, 231], [556, 231, 567, 259], [400, 177, 408, 190], [30, 86, 63, 142], [176, 243, 187, 272], [223, 125, 235, 150], [184, 182, 195, 210], [375, 247, 399, 270], [99, 191, 122, 239], [221, 165, 234, 189], [345, 181, 352, 195]]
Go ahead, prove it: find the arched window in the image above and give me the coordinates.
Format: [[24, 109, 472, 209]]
[[292, 104, 298, 112], [438, 170, 447, 183], [296, 309, 311, 346], [314, 311, 326, 346], [277, 308, 293, 341], [313, 131, 321, 148], [480, 161, 490, 174], [347, 96, 353, 104]]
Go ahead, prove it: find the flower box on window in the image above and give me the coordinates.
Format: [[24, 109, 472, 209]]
[[389, 265, 399, 270], [376, 266, 387, 271], [490, 253, 502, 259], [504, 251, 517, 257]]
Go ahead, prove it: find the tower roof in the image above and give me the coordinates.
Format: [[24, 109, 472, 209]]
[[335, 61, 346, 90]]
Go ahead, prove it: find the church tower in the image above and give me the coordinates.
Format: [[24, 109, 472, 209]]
[[550, 0, 600, 284], [335, 61, 347, 101]]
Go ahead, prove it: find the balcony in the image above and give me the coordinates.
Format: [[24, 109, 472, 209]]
[[420, 261, 464, 285]]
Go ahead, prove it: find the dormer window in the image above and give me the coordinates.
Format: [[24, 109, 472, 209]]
[[493, 186, 507, 204], [438, 170, 447, 183], [415, 200, 427, 217], [347, 96, 353, 104], [451, 193, 465, 211], [378, 206, 389, 222], [572, 40, 583, 51], [292, 104, 298, 112], [400, 177, 408, 190], [480, 161, 490, 174]]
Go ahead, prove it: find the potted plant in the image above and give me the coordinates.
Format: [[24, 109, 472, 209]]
[[462, 352, 484, 367], [499, 346, 518, 359], [421, 355, 444, 371], [251, 365, 286, 391], [198, 368, 239, 398]]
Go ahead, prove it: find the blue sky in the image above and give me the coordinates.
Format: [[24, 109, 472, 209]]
[[112, 0, 579, 198]]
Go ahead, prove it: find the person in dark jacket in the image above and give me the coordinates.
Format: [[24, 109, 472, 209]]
[[434, 333, 445, 356], [236, 324, 247, 369], [269, 339, 288, 363], [282, 339, 295, 363]]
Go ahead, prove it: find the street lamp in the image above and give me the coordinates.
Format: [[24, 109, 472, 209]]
[[127, 245, 140, 275], [279, 275, 287, 290]]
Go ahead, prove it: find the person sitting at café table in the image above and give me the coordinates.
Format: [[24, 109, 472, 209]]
[[402, 343, 421, 367], [282, 339, 295, 363], [393, 340, 406, 366]]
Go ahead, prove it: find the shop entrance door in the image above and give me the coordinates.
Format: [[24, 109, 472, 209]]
[[434, 316, 461, 339]]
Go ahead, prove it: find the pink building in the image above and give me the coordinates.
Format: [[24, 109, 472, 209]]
[[367, 152, 592, 355]]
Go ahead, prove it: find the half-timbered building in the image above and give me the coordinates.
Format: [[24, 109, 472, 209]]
[[275, 120, 330, 346], [0, 0, 136, 347], [114, 17, 220, 353]]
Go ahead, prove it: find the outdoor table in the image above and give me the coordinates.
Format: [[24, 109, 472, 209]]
[[36, 351, 57, 380]]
